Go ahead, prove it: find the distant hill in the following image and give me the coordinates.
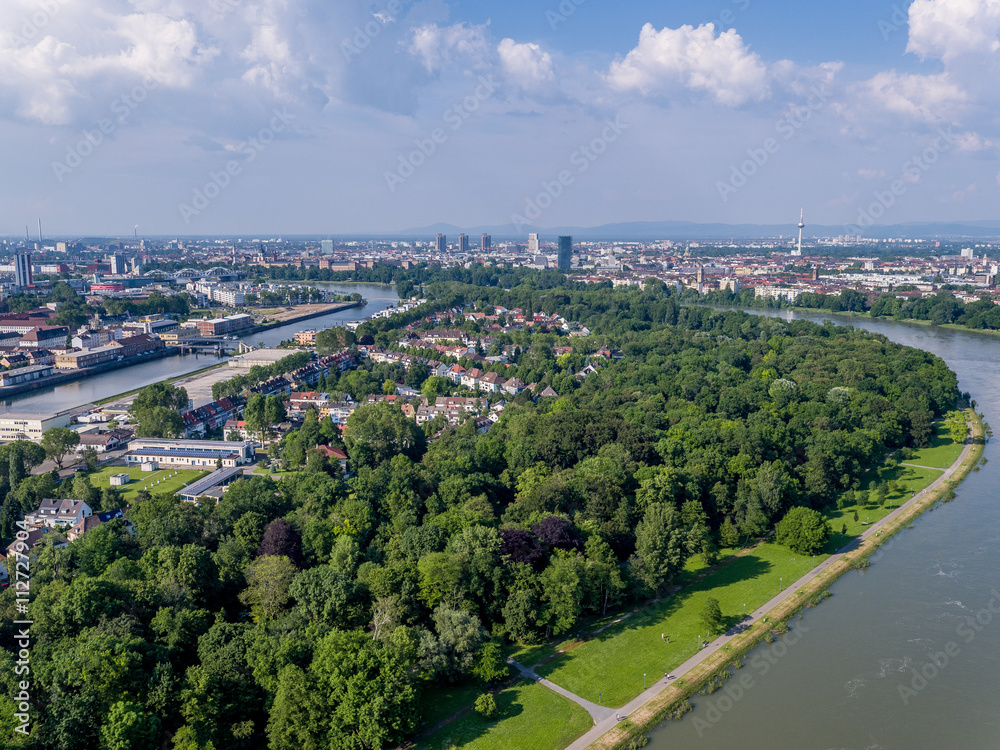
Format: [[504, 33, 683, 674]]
[[387, 220, 1000, 241]]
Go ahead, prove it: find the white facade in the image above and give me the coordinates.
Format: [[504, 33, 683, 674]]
[[0, 412, 71, 442]]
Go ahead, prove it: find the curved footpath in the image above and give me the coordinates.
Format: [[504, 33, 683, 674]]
[[518, 419, 980, 750]]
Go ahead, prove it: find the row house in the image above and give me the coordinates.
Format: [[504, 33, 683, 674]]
[[247, 375, 292, 398], [181, 396, 242, 436]]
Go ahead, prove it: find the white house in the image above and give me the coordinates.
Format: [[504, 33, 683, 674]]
[[24, 499, 92, 528]]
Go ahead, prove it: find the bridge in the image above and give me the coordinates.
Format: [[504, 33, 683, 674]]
[[169, 338, 245, 354], [142, 267, 240, 280]]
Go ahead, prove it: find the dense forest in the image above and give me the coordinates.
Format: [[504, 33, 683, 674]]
[[0, 279, 959, 749]]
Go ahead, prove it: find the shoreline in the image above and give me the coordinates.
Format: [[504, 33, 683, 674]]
[[695, 302, 1000, 338], [575, 408, 984, 750], [243, 300, 363, 336], [0, 347, 180, 400], [1, 301, 368, 410]]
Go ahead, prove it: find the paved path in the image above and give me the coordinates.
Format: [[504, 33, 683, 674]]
[[558, 435, 974, 750], [507, 658, 616, 724], [900, 462, 947, 472]]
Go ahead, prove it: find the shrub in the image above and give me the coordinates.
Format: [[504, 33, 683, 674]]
[[474, 693, 498, 719]]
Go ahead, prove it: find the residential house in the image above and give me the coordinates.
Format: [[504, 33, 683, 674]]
[[24, 499, 93, 528], [479, 372, 506, 393], [67, 508, 130, 541]]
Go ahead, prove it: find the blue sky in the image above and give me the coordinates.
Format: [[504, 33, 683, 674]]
[[1, 0, 998, 236]]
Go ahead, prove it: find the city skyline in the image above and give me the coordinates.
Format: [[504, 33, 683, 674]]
[[3, 0, 999, 235]]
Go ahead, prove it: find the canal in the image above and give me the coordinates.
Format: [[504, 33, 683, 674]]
[[0, 282, 399, 415], [645, 310, 1000, 750]]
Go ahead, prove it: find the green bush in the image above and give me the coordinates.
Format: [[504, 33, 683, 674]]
[[474, 693, 498, 719]]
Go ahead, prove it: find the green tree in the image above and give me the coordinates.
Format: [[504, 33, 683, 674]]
[[316, 326, 356, 355], [583, 534, 625, 616], [775, 507, 832, 555], [239, 555, 297, 622], [633, 503, 686, 592], [343, 400, 426, 469], [474, 693, 498, 719], [99, 700, 160, 750], [472, 641, 509, 684], [41, 427, 81, 470], [130, 383, 188, 438], [720, 517, 739, 548], [700, 597, 725, 636], [538, 550, 584, 636], [81, 445, 100, 470], [267, 630, 417, 750], [417, 552, 462, 609]]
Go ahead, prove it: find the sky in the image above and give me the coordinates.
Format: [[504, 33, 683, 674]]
[[1, 0, 999, 236]]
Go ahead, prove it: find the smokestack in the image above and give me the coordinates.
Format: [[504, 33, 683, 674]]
[[37, 218, 42, 243]]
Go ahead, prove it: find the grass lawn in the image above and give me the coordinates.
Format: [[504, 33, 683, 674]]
[[822, 463, 943, 547], [534, 543, 821, 708], [88, 466, 209, 499], [414, 680, 591, 750], [906, 421, 964, 469]]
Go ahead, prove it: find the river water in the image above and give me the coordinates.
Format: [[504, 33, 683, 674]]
[[0, 282, 399, 415], [646, 310, 1000, 750]]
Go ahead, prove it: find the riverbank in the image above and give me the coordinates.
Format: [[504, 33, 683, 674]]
[[244, 300, 363, 337], [0, 347, 180, 399], [92, 361, 231, 407], [696, 302, 1000, 338], [586, 408, 984, 750]]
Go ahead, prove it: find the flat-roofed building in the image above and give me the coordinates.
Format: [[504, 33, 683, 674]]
[[125, 438, 256, 468], [197, 314, 253, 337], [0, 364, 53, 387], [177, 467, 246, 503], [228, 348, 304, 369], [0, 412, 71, 442], [55, 345, 118, 369], [160, 328, 201, 345]]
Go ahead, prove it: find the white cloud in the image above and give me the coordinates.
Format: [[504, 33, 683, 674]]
[[907, 0, 1000, 61], [606, 23, 770, 106], [409, 23, 490, 74], [497, 38, 554, 90], [0, 3, 215, 125], [856, 70, 966, 122]]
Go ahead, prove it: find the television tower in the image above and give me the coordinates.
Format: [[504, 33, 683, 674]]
[[795, 209, 805, 256]]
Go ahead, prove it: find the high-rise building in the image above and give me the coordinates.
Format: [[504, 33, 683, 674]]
[[110, 253, 129, 275], [481, 233, 491, 252], [458, 234, 469, 253], [14, 253, 32, 288], [435, 233, 446, 253], [557, 236, 572, 270], [528, 233, 539, 253], [321, 240, 334, 254]]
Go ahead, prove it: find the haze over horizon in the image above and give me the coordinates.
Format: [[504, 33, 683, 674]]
[[4, 0, 999, 235]]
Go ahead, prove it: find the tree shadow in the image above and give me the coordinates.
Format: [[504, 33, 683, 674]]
[[419, 682, 527, 750], [540, 553, 774, 665]]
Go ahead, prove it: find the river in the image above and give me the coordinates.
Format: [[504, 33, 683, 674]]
[[646, 310, 1000, 750], [0, 282, 399, 415]]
